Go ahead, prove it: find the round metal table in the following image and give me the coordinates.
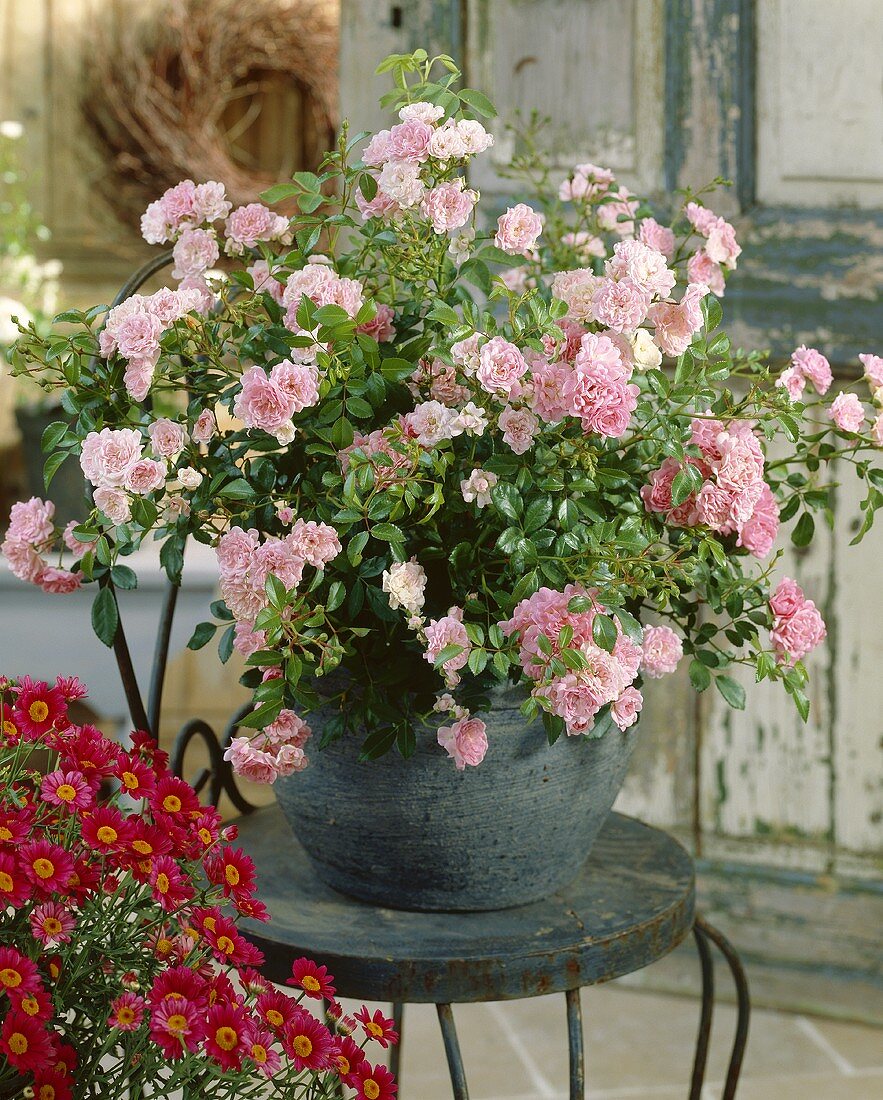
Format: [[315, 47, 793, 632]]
[[228, 804, 749, 1100]]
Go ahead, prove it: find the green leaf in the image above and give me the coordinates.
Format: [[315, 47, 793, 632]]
[[523, 497, 553, 534], [379, 356, 415, 382], [218, 478, 256, 500], [715, 674, 746, 710], [592, 614, 618, 653], [325, 581, 345, 613], [41, 420, 70, 453], [91, 587, 119, 647], [371, 522, 404, 543], [260, 183, 299, 204], [791, 512, 815, 547], [491, 482, 522, 523], [43, 450, 70, 489], [671, 464, 702, 507], [187, 622, 218, 650], [689, 659, 712, 692], [614, 610, 643, 644], [358, 725, 398, 761], [458, 87, 497, 117], [160, 539, 185, 585], [110, 565, 138, 590], [218, 625, 236, 664], [433, 643, 464, 669]]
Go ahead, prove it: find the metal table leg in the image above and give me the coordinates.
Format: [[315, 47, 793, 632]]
[[690, 914, 751, 1100], [437, 1003, 469, 1100], [566, 988, 585, 1099]]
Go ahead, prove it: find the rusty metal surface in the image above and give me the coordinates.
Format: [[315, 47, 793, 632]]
[[236, 805, 695, 1003]]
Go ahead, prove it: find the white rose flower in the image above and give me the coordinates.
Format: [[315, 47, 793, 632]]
[[177, 467, 204, 490], [629, 327, 663, 371], [382, 558, 428, 614]]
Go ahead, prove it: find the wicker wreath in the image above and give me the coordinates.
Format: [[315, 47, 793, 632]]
[[82, 0, 338, 228]]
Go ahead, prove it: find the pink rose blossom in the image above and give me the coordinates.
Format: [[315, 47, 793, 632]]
[[400, 102, 444, 124], [233, 622, 267, 658], [288, 520, 341, 568], [641, 457, 682, 515], [406, 400, 461, 446], [124, 458, 167, 495], [859, 353, 883, 390], [233, 366, 297, 434], [606, 239, 676, 299], [687, 249, 726, 296], [93, 487, 132, 526], [591, 277, 651, 333], [498, 404, 539, 454], [451, 333, 481, 375], [357, 303, 396, 343], [192, 180, 231, 224], [39, 568, 81, 594], [225, 711, 310, 783], [146, 286, 201, 326], [356, 181, 400, 220], [776, 366, 806, 401], [641, 625, 683, 678], [377, 160, 425, 208], [558, 163, 615, 202], [477, 336, 528, 399], [140, 180, 198, 244], [409, 358, 469, 406], [123, 357, 158, 402], [638, 218, 676, 260], [437, 716, 488, 770], [705, 218, 742, 269], [113, 310, 164, 363], [420, 180, 478, 233], [387, 119, 433, 162], [612, 686, 643, 730], [148, 419, 186, 459], [647, 283, 709, 357], [695, 481, 737, 532], [224, 204, 289, 255], [455, 119, 494, 154], [424, 610, 471, 681], [3, 540, 46, 583], [80, 428, 143, 488], [247, 260, 286, 304], [562, 231, 606, 261], [428, 123, 467, 161], [494, 203, 544, 255], [530, 358, 571, 424], [563, 333, 638, 438], [63, 521, 95, 560], [172, 227, 219, 279], [460, 468, 498, 508], [551, 269, 603, 323], [193, 410, 216, 443], [714, 431, 765, 494], [177, 275, 215, 316], [737, 484, 780, 558], [685, 202, 719, 235], [597, 190, 639, 235], [362, 129, 392, 167], [7, 497, 55, 545], [791, 346, 832, 396], [282, 264, 335, 309], [251, 537, 305, 594], [217, 526, 260, 584], [828, 391, 865, 433], [769, 577, 826, 665], [269, 361, 320, 413], [873, 412, 883, 446]]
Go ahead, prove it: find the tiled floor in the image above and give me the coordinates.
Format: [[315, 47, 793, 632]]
[[338, 985, 883, 1099]]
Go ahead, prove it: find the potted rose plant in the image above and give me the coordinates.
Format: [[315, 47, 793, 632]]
[[0, 674, 397, 1099], [3, 51, 882, 910]]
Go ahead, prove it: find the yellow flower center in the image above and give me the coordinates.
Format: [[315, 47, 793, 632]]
[[132, 840, 153, 855], [216, 935, 235, 956], [215, 1026, 238, 1051], [251, 1043, 268, 1063], [38, 1086, 57, 1100], [56, 784, 77, 803], [292, 1035, 313, 1058], [118, 1007, 135, 1024], [365, 1021, 384, 1039], [0, 826, 11, 841], [96, 825, 118, 845], [202, 916, 217, 932], [301, 975, 321, 992], [156, 873, 170, 894], [28, 700, 49, 722], [162, 794, 182, 813], [42, 917, 63, 935], [156, 938, 173, 956], [21, 995, 40, 1016], [33, 857, 55, 880], [166, 1013, 188, 1033], [0, 871, 14, 893], [122, 771, 139, 789], [224, 865, 240, 886], [8, 1032, 28, 1055], [337, 1055, 351, 1074], [49, 961, 60, 979], [0, 968, 21, 988], [2, 719, 16, 737], [266, 1009, 283, 1028], [364, 1081, 380, 1100], [198, 828, 212, 845]]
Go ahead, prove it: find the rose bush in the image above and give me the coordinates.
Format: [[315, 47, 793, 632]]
[[4, 50, 882, 778]]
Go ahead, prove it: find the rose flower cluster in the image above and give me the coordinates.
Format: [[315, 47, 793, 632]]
[[4, 50, 881, 778], [0, 675, 397, 1098]]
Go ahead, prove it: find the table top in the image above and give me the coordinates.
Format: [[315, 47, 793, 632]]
[[238, 805, 695, 1004]]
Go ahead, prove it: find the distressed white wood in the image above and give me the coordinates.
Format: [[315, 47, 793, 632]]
[[756, 0, 883, 208], [465, 0, 664, 197]]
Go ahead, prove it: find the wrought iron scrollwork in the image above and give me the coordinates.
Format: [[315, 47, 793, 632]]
[[170, 704, 256, 814]]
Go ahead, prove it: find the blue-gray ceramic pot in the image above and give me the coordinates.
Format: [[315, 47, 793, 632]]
[[274, 686, 636, 912]]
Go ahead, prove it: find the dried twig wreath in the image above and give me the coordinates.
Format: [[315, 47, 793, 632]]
[[81, 0, 338, 228]]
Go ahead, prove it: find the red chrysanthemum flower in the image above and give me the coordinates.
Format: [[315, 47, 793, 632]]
[[1, 707, 21, 746], [64, 857, 100, 905], [283, 1006, 336, 1071], [244, 1019, 281, 1077], [206, 846, 257, 898], [0, 804, 35, 846], [354, 1006, 399, 1048], [123, 821, 173, 879], [13, 677, 67, 741], [54, 675, 88, 702], [332, 1034, 368, 1085], [150, 776, 201, 823], [204, 1001, 249, 1071], [191, 808, 223, 852], [58, 724, 118, 788], [0, 1009, 55, 1072], [11, 983, 53, 1022], [30, 1067, 73, 1100], [113, 753, 156, 800], [149, 997, 202, 1060], [20, 840, 74, 895], [203, 914, 264, 969], [149, 855, 195, 912], [30, 902, 76, 946], [287, 957, 336, 1000], [50, 1040, 77, 1078], [353, 1062, 398, 1100], [129, 729, 169, 774], [233, 894, 270, 923], [109, 991, 146, 1031], [148, 965, 208, 1011], [39, 770, 94, 813], [80, 806, 131, 854], [238, 967, 271, 997], [256, 989, 297, 1034], [0, 850, 30, 908], [207, 972, 239, 1009]]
